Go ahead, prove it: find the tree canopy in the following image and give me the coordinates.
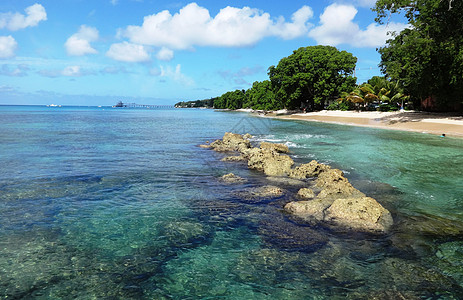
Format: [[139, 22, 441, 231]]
[[374, 0, 463, 111], [268, 46, 357, 110]]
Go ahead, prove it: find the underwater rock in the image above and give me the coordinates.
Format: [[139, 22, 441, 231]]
[[258, 215, 328, 251], [221, 155, 246, 162], [324, 197, 393, 233], [219, 173, 247, 184], [297, 188, 316, 199], [289, 160, 331, 179], [199, 144, 211, 149], [260, 141, 289, 153], [161, 221, 208, 246], [236, 185, 284, 203], [284, 198, 332, 222], [265, 176, 308, 187]]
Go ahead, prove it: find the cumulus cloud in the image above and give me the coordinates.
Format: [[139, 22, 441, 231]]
[[65, 25, 99, 56], [156, 47, 174, 61], [0, 36, 18, 59], [151, 64, 194, 85], [119, 3, 313, 50], [106, 41, 150, 62], [0, 3, 47, 31], [308, 4, 408, 47]]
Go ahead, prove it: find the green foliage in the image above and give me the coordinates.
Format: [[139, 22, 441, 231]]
[[374, 0, 463, 111], [268, 45, 357, 110], [243, 80, 281, 110], [214, 90, 246, 109], [327, 100, 353, 111]]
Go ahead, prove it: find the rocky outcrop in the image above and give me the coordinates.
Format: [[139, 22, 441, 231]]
[[297, 188, 315, 199], [204, 132, 394, 233], [285, 168, 391, 233], [284, 196, 393, 233], [210, 132, 251, 152], [315, 169, 365, 199], [260, 141, 289, 153], [245, 148, 294, 176], [324, 197, 393, 232], [289, 160, 331, 179]]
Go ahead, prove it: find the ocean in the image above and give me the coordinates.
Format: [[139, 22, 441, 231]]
[[1, 105, 463, 299]]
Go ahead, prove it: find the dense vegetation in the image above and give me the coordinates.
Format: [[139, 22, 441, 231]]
[[175, 98, 216, 108], [179, 0, 462, 112], [374, 0, 462, 111], [213, 46, 357, 111]]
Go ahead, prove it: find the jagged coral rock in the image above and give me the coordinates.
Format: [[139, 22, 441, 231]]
[[289, 160, 331, 179], [260, 141, 289, 153]]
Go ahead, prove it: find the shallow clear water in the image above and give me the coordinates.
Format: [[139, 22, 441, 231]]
[[1, 106, 462, 299]]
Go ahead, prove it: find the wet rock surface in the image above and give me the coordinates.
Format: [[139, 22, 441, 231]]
[[205, 132, 393, 233]]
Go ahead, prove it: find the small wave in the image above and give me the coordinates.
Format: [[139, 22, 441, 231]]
[[285, 141, 306, 149], [288, 134, 326, 140]]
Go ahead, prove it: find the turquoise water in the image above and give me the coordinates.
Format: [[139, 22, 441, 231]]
[[1, 106, 463, 299]]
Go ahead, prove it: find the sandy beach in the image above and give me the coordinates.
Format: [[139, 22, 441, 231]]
[[267, 110, 463, 138]]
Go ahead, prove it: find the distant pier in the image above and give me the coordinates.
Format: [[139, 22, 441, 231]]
[[113, 101, 174, 109]]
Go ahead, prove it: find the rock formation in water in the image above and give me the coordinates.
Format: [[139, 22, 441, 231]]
[[205, 132, 393, 233]]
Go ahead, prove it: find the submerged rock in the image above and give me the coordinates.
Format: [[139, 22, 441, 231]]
[[289, 160, 331, 179], [285, 198, 332, 222], [221, 155, 246, 162], [219, 173, 247, 184], [236, 185, 284, 203], [260, 141, 289, 153]]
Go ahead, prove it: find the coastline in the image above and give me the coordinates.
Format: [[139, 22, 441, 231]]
[[260, 110, 463, 138]]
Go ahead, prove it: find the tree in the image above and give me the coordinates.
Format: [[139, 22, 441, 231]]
[[374, 0, 463, 111], [214, 89, 246, 109], [268, 46, 357, 110], [243, 80, 281, 110]]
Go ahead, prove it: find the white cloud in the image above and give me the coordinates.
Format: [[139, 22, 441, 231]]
[[106, 41, 151, 62], [157, 64, 194, 86], [62, 66, 82, 77], [119, 3, 313, 50], [0, 4, 47, 31], [0, 36, 18, 59], [38, 65, 93, 77], [65, 25, 99, 56], [308, 4, 408, 48], [156, 47, 174, 61]]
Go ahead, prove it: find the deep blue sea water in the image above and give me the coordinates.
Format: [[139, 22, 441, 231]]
[[1, 105, 463, 299]]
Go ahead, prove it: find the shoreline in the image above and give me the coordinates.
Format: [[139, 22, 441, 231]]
[[258, 110, 463, 138]]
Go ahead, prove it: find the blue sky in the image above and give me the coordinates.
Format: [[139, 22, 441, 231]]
[[0, 0, 407, 106]]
